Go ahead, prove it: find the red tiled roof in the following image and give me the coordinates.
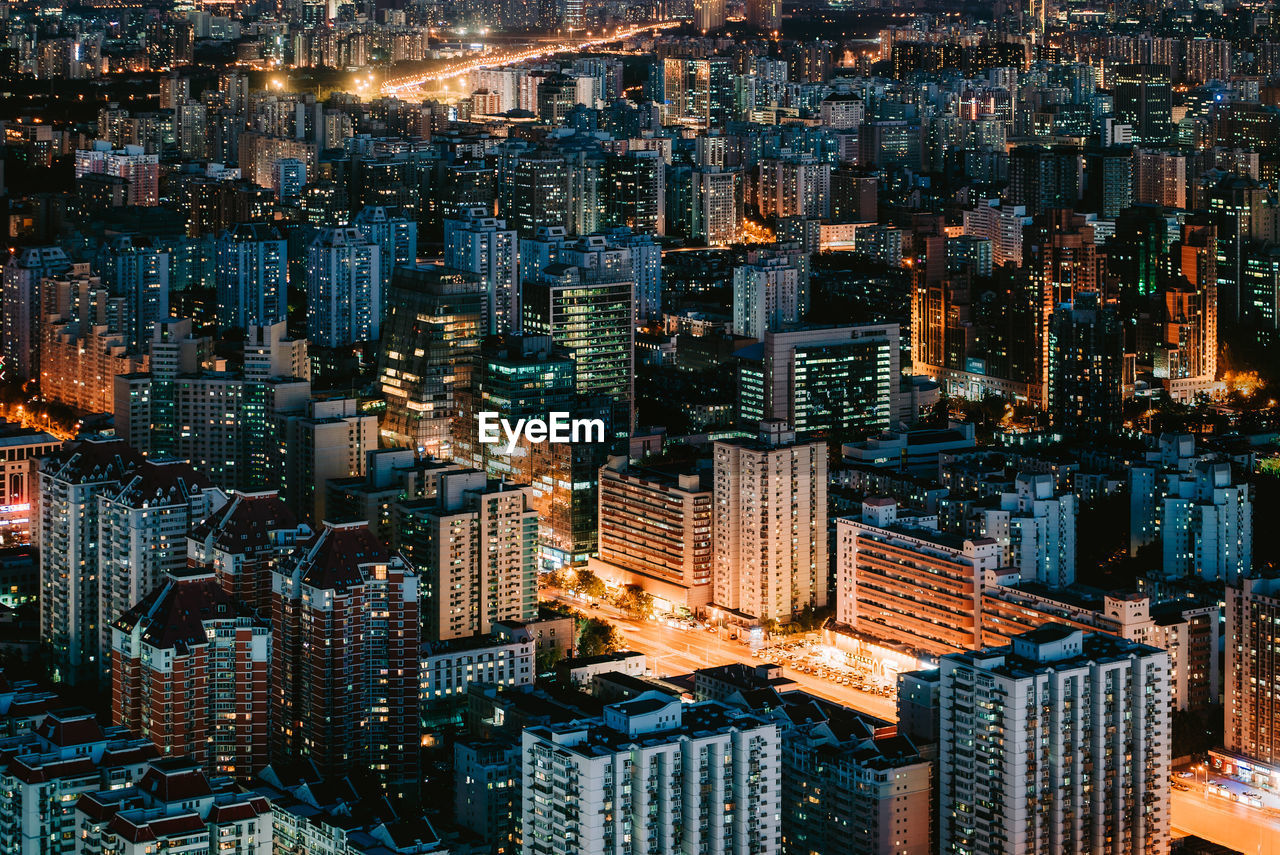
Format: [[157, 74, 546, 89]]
[[35, 709, 103, 747], [114, 571, 262, 653], [190, 490, 300, 555], [138, 759, 214, 802], [293, 522, 387, 592]]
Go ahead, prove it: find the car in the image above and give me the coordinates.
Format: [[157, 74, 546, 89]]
[[1177, 771, 1193, 778], [590, 602, 600, 609]]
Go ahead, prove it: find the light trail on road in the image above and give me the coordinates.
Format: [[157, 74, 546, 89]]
[[381, 20, 684, 96]]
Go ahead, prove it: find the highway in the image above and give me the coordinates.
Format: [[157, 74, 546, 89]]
[[381, 21, 684, 97], [551, 592, 898, 721]]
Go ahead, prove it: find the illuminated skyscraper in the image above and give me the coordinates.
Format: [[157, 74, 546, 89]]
[[693, 0, 725, 33], [215, 223, 288, 329], [306, 225, 381, 347], [1113, 64, 1174, 146], [444, 207, 520, 334], [377, 266, 487, 456], [746, 0, 781, 32]]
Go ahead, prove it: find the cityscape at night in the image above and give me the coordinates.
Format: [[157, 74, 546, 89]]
[[0, 0, 1279, 852]]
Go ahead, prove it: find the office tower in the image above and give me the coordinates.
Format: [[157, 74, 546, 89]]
[[215, 223, 288, 329], [758, 156, 831, 220], [37, 437, 145, 685], [1113, 64, 1174, 146], [398, 469, 538, 642], [938, 627, 1170, 855], [187, 489, 311, 615], [662, 57, 735, 129], [693, 0, 725, 33], [603, 150, 666, 237], [830, 168, 878, 222], [1226, 578, 1280, 767], [111, 569, 271, 778], [746, 0, 781, 31], [97, 460, 226, 673], [977, 472, 1076, 588], [444, 207, 520, 333], [509, 151, 570, 237], [73, 759, 272, 855], [272, 521, 420, 791], [691, 167, 743, 246], [713, 422, 827, 624], [522, 247, 634, 437], [353, 204, 418, 291], [732, 256, 801, 339], [96, 235, 170, 354], [2, 246, 72, 380], [1082, 147, 1134, 219], [1048, 291, 1124, 437], [306, 225, 382, 347], [0, 708, 159, 855], [1109, 204, 1168, 298], [1209, 175, 1269, 327], [377, 265, 487, 456], [737, 323, 900, 436], [74, 142, 160, 206], [520, 695, 781, 855], [1005, 146, 1081, 217], [594, 456, 713, 612], [836, 498, 998, 656]]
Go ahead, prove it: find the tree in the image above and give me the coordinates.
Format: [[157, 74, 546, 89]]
[[614, 584, 655, 620], [576, 617, 622, 657], [571, 569, 607, 600], [536, 646, 563, 674]]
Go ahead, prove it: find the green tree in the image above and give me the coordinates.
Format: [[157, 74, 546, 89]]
[[571, 569, 607, 600], [614, 585, 655, 620], [576, 617, 622, 657]]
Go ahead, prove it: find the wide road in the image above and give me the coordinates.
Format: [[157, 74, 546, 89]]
[[551, 592, 897, 721], [1172, 787, 1280, 853]]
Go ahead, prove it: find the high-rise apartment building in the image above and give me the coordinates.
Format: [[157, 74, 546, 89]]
[[938, 627, 1170, 855], [95, 235, 170, 354], [974, 472, 1076, 588], [758, 156, 831, 220], [271, 521, 420, 792], [111, 569, 270, 778], [187, 489, 311, 614], [713, 421, 828, 624], [215, 222, 288, 329], [520, 695, 781, 855], [693, 0, 725, 33], [836, 498, 999, 657], [377, 265, 488, 456], [746, 0, 781, 32], [36, 437, 145, 685], [306, 225, 382, 347], [278, 395, 378, 525], [74, 142, 160, 206], [1226, 578, 1280, 767], [732, 256, 801, 339], [96, 460, 225, 673], [39, 273, 144, 414], [2, 246, 73, 380], [398, 469, 538, 642], [445, 207, 520, 334], [353, 204, 418, 290], [691, 167, 743, 246], [594, 456, 713, 612]]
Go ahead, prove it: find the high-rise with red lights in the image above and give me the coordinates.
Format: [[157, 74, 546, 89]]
[[271, 521, 420, 793]]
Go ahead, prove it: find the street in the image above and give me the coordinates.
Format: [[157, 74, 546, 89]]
[[555, 593, 898, 721], [1172, 786, 1280, 853]]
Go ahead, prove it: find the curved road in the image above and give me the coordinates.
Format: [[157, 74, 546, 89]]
[[1172, 787, 1280, 853]]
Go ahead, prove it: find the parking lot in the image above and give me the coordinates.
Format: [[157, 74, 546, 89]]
[[755, 638, 899, 700]]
